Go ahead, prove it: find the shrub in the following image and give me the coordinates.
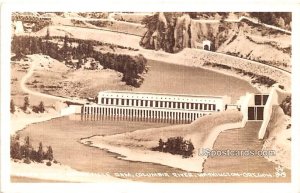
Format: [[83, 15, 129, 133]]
[[32, 106, 40, 113], [251, 76, 277, 87], [24, 157, 31, 164], [46, 161, 52, 166], [152, 137, 195, 158], [280, 95, 291, 116], [32, 101, 46, 113]]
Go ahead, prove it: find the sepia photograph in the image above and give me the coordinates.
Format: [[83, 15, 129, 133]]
[[1, 1, 299, 192]]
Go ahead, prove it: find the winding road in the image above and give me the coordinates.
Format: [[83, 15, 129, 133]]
[[200, 49, 291, 75], [19, 57, 86, 105], [52, 23, 292, 76]]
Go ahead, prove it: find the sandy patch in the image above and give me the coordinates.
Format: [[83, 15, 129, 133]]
[[21, 54, 131, 99], [11, 161, 124, 183]]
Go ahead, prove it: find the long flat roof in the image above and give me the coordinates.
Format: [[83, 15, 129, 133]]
[[99, 90, 226, 99]]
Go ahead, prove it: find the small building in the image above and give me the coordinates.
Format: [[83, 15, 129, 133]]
[[194, 40, 212, 51], [203, 40, 212, 51]]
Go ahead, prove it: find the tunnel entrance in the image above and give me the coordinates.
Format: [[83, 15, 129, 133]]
[[202, 40, 211, 51], [204, 44, 209, 51]]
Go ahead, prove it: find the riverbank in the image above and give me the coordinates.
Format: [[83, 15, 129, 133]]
[[97, 45, 271, 96], [37, 26, 290, 92], [10, 107, 130, 182], [81, 111, 243, 173], [11, 107, 62, 135], [139, 48, 283, 94], [32, 26, 290, 93]]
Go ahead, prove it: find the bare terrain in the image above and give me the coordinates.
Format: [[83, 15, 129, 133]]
[[25, 54, 131, 99]]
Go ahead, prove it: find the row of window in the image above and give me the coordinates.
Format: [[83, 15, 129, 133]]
[[100, 98, 217, 111], [101, 94, 215, 102], [84, 106, 209, 118]]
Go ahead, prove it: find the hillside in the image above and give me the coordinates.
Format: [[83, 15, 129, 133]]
[[216, 19, 291, 72], [140, 12, 291, 72], [14, 11, 291, 72]]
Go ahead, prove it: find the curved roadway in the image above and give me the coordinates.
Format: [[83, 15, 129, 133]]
[[200, 49, 291, 75], [55, 23, 291, 75], [20, 61, 86, 104]]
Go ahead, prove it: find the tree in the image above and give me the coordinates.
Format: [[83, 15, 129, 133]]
[[63, 34, 69, 60], [10, 136, 22, 159], [22, 136, 32, 159], [23, 96, 30, 111], [30, 38, 39, 54], [45, 146, 53, 161], [45, 27, 50, 40], [30, 149, 38, 162], [37, 142, 44, 162], [38, 101, 45, 113], [10, 99, 16, 114], [158, 138, 164, 151]]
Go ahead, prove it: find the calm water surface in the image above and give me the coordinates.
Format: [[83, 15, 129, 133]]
[[137, 60, 259, 102]]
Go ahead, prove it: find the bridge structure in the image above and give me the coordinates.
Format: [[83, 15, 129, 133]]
[[12, 14, 51, 23], [82, 90, 231, 122]]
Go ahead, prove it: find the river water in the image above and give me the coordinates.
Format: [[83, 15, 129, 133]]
[[14, 60, 285, 183], [137, 60, 259, 102]]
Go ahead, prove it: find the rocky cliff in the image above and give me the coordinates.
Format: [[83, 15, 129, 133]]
[[140, 12, 237, 53], [140, 12, 291, 71], [140, 12, 191, 53]]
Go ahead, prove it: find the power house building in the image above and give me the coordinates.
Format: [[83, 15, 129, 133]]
[[82, 90, 231, 122]]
